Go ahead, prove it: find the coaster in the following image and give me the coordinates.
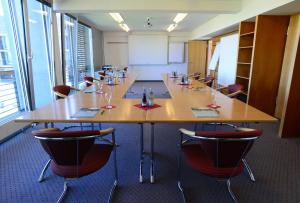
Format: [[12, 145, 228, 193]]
[[101, 105, 116, 109], [207, 104, 221, 109], [134, 104, 161, 111]]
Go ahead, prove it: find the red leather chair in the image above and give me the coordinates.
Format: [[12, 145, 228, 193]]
[[177, 127, 262, 203], [84, 76, 100, 87], [53, 85, 80, 99], [98, 71, 106, 80], [32, 128, 118, 203], [189, 72, 201, 80], [199, 76, 215, 87], [217, 84, 244, 98]]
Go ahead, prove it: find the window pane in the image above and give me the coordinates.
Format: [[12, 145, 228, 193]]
[[77, 23, 93, 84], [27, 0, 54, 108], [63, 15, 76, 86], [0, 0, 26, 122]]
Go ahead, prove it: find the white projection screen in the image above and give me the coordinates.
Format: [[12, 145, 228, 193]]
[[128, 35, 168, 65]]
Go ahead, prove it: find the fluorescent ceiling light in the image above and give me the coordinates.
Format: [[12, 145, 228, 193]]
[[119, 23, 130, 32], [109, 13, 124, 23], [173, 13, 187, 23], [167, 24, 177, 32]]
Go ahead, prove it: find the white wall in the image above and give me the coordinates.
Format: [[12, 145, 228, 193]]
[[103, 32, 189, 80]]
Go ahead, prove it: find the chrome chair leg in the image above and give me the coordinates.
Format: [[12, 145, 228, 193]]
[[177, 181, 186, 203], [109, 131, 118, 203], [139, 123, 144, 183], [226, 179, 238, 203], [242, 159, 255, 182], [108, 180, 118, 203], [57, 180, 69, 203], [38, 159, 51, 182]]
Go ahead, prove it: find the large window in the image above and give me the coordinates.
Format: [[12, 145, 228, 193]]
[[0, 0, 27, 122], [63, 15, 93, 87]]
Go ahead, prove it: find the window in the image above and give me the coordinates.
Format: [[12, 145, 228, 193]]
[[0, 0, 27, 122], [77, 23, 93, 84]]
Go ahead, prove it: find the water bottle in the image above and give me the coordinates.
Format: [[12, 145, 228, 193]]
[[148, 88, 154, 107], [141, 88, 147, 107]]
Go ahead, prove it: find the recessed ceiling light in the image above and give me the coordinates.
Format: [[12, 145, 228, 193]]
[[167, 24, 177, 32], [119, 23, 130, 32], [173, 13, 187, 23], [109, 13, 124, 23]]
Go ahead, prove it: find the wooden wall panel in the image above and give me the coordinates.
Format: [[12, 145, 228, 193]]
[[281, 39, 300, 137], [248, 15, 290, 115], [188, 40, 207, 76]]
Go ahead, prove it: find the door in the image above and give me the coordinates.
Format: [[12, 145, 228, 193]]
[[188, 40, 207, 76], [25, 0, 54, 108]]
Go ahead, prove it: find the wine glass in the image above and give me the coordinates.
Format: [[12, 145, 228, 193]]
[[97, 81, 104, 94], [105, 91, 113, 109]]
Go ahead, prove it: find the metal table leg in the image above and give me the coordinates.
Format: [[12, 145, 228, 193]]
[[150, 123, 155, 183], [139, 123, 144, 183]]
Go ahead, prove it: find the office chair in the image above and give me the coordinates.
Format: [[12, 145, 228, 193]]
[[177, 127, 262, 203], [33, 128, 118, 203], [53, 85, 80, 99], [199, 76, 215, 87], [189, 72, 201, 80], [98, 71, 106, 80], [217, 84, 244, 98], [84, 76, 101, 87]]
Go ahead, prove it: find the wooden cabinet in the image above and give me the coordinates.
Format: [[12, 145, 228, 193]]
[[236, 16, 290, 116], [188, 40, 207, 76]]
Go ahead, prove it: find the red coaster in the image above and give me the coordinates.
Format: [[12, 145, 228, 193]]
[[207, 104, 221, 109], [134, 104, 161, 111], [101, 105, 116, 109]]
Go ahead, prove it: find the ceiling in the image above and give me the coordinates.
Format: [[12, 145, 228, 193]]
[[79, 12, 218, 32]]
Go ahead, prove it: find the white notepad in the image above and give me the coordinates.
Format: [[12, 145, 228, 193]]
[[191, 107, 220, 118], [71, 108, 100, 118]]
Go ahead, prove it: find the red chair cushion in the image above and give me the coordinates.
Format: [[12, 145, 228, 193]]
[[182, 144, 244, 179], [53, 85, 71, 97], [50, 144, 113, 178], [228, 84, 244, 94]]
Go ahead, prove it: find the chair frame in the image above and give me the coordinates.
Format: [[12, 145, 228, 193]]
[[177, 127, 259, 203], [34, 128, 118, 203], [216, 86, 243, 98]]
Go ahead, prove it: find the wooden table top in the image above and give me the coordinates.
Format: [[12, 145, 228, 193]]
[[15, 73, 276, 123]]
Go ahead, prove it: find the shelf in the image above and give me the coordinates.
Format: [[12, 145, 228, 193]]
[[239, 46, 253, 49], [237, 62, 251, 65], [240, 32, 255, 37], [236, 75, 249, 80]]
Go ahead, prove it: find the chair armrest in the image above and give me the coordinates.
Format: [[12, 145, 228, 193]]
[[235, 127, 256, 132], [204, 80, 212, 84], [93, 78, 101, 82], [179, 128, 195, 137], [54, 91, 67, 98], [84, 80, 95, 85], [227, 90, 243, 98], [99, 128, 115, 136], [216, 86, 227, 91], [198, 78, 205, 81]]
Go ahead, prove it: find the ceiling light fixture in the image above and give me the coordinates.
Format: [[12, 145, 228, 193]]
[[173, 13, 187, 23], [167, 24, 177, 32], [119, 23, 130, 32], [109, 13, 124, 23]]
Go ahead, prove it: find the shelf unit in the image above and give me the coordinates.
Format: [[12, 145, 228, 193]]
[[235, 16, 290, 116]]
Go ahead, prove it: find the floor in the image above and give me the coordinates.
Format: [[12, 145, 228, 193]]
[[0, 122, 300, 203]]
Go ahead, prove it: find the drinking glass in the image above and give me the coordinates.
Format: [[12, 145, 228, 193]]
[[97, 81, 104, 94], [105, 91, 113, 109]]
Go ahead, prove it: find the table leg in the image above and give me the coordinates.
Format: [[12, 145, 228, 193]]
[[150, 123, 155, 184], [139, 123, 144, 183]]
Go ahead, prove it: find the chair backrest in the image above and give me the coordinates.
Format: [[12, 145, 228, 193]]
[[228, 84, 244, 94], [53, 85, 71, 99], [196, 130, 262, 168], [193, 72, 201, 80], [84, 76, 94, 87], [98, 72, 106, 80], [205, 76, 214, 87], [32, 129, 101, 166]]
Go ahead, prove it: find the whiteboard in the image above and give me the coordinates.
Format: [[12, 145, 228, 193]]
[[218, 34, 239, 86], [169, 42, 184, 63], [128, 35, 168, 65]]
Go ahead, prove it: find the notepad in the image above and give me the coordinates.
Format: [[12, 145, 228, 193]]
[[191, 107, 220, 118], [71, 108, 100, 118]]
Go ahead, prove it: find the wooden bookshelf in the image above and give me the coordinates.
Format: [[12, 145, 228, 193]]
[[235, 16, 290, 116]]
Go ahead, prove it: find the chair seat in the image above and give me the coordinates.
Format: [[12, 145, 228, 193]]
[[182, 144, 244, 179], [51, 144, 113, 178]]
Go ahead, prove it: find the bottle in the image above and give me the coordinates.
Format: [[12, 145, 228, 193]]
[[142, 88, 147, 106], [181, 75, 185, 84], [148, 88, 154, 106]]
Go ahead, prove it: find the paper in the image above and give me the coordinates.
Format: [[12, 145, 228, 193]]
[[71, 108, 100, 118], [191, 107, 220, 118]]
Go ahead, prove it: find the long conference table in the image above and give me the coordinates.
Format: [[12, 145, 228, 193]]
[[15, 72, 276, 183]]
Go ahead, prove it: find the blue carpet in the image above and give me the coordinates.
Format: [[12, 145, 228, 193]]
[[1, 122, 300, 203]]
